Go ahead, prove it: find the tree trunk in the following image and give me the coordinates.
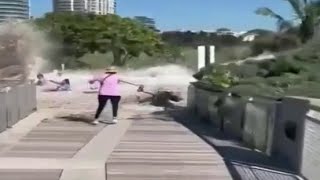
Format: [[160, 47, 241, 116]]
[[121, 51, 130, 65], [112, 48, 123, 66], [112, 48, 130, 66], [299, 15, 314, 43]]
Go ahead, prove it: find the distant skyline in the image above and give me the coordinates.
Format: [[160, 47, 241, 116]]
[[30, 0, 294, 31]]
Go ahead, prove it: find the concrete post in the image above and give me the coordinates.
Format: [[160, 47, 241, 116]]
[[17, 85, 27, 120], [5, 87, 19, 128], [0, 92, 7, 133], [197, 45, 216, 71], [187, 85, 196, 113], [31, 83, 37, 111], [271, 97, 309, 173], [205, 46, 210, 66], [197, 46, 205, 71], [210, 46, 215, 64], [61, 64, 65, 72]]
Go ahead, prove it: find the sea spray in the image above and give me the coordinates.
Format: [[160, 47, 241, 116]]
[[0, 20, 51, 81], [40, 65, 196, 107]]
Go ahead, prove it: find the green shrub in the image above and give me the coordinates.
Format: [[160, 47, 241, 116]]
[[266, 57, 302, 77], [286, 82, 320, 98], [193, 33, 320, 99], [202, 67, 239, 89], [237, 77, 266, 85], [251, 36, 277, 55], [229, 84, 284, 98], [193, 63, 216, 80], [257, 59, 274, 70], [257, 69, 270, 77], [305, 72, 320, 82], [278, 34, 301, 49], [251, 35, 300, 55], [266, 74, 303, 88], [216, 45, 253, 62], [293, 50, 320, 63], [293, 54, 304, 61], [195, 55, 302, 87], [230, 63, 259, 78]]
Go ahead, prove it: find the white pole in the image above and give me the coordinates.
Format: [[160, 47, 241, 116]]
[[210, 46, 215, 64], [28, 0, 31, 18], [71, 0, 74, 11], [197, 46, 206, 71], [61, 64, 65, 72]]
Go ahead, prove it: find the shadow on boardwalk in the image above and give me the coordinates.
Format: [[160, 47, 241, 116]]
[[129, 106, 303, 180]]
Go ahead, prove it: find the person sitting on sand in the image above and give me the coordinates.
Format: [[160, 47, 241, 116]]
[[36, 73, 47, 86], [49, 78, 71, 91]]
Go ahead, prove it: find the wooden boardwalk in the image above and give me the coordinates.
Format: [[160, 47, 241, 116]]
[[0, 117, 105, 158], [106, 113, 233, 180], [0, 169, 62, 180], [0, 116, 105, 180]]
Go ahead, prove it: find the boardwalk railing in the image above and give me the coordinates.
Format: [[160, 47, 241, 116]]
[[187, 84, 311, 176], [0, 82, 37, 133]]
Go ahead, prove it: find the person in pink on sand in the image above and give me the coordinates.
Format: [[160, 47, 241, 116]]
[[89, 66, 122, 125]]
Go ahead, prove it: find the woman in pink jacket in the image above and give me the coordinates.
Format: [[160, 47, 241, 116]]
[[89, 66, 122, 125]]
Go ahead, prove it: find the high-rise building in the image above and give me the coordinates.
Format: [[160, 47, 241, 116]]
[[73, 0, 87, 12], [53, 0, 86, 12], [107, 0, 116, 14], [53, 0, 116, 15], [0, 0, 30, 22]]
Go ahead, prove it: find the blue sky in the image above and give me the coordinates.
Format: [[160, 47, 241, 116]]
[[30, 0, 293, 31]]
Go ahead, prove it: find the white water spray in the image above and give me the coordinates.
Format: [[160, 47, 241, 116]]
[[38, 65, 196, 108], [0, 21, 50, 81]]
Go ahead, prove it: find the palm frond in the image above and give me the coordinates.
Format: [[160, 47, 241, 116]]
[[284, 0, 306, 19], [255, 7, 285, 21]]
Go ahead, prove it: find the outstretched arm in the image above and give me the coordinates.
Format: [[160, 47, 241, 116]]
[[119, 79, 140, 86], [89, 77, 102, 84], [118, 79, 127, 84], [119, 79, 149, 94], [49, 80, 61, 85]]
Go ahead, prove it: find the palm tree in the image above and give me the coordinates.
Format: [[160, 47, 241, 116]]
[[255, 0, 320, 42]]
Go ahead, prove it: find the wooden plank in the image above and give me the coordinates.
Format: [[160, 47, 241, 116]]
[[0, 119, 105, 159], [0, 169, 62, 180], [106, 116, 232, 180]]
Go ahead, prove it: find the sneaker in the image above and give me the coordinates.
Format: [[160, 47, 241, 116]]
[[112, 118, 118, 124], [106, 118, 118, 124], [91, 120, 99, 125]]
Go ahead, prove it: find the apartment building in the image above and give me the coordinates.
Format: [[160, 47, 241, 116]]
[[0, 0, 30, 22], [107, 0, 115, 14], [53, 0, 116, 14], [53, 0, 85, 12]]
